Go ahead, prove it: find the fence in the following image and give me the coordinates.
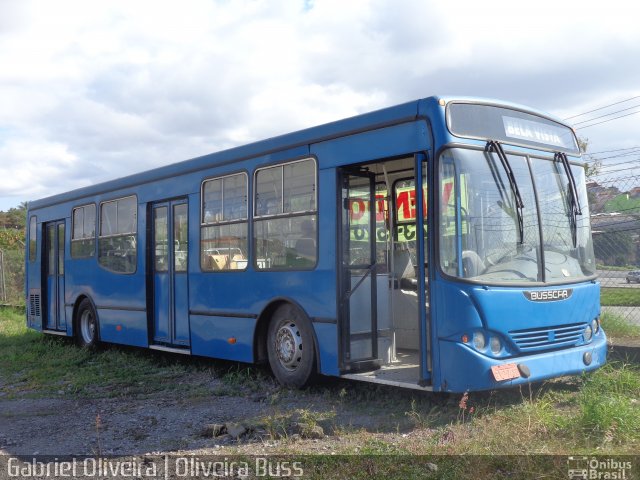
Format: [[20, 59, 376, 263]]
[[0, 248, 24, 306], [588, 163, 640, 329]]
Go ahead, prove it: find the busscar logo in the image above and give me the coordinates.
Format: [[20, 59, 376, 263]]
[[524, 289, 573, 302]]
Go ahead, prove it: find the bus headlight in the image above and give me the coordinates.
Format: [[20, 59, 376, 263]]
[[584, 325, 593, 342], [473, 331, 486, 350], [490, 336, 502, 355], [591, 318, 599, 334]]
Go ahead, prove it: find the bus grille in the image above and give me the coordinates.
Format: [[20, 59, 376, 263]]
[[508, 323, 586, 352]]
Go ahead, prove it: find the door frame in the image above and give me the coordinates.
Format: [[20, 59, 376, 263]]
[[338, 168, 380, 373], [149, 198, 190, 348], [336, 154, 432, 382], [43, 219, 65, 331]]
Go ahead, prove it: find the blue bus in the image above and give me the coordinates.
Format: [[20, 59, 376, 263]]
[[25, 96, 607, 392]]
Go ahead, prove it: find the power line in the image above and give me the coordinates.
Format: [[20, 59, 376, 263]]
[[589, 164, 640, 176], [575, 110, 640, 130], [584, 146, 640, 156], [563, 95, 640, 120], [592, 158, 640, 170], [572, 104, 640, 126], [584, 150, 640, 163]]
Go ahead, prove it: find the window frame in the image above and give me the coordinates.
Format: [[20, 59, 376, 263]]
[[98, 194, 138, 274], [435, 144, 597, 287], [71, 203, 97, 259], [254, 157, 318, 219], [253, 157, 318, 271], [28, 216, 37, 262], [200, 171, 249, 273]]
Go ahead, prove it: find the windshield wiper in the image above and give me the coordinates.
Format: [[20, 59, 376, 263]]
[[554, 152, 582, 247], [486, 140, 525, 244]]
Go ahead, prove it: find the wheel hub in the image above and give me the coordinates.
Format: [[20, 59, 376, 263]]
[[275, 322, 302, 371], [80, 310, 95, 344]]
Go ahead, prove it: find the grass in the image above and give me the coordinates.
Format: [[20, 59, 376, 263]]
[[2, 305, 640, 467], [0, 306, 211, 398], [600, 311, 640, 338], [597, 264, 638, 272], [225, 364, 640, 478], [601, 287, 640, 307]]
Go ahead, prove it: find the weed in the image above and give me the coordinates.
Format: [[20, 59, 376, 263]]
[[576, 363, 640, 443], [221, 365, 271, 393], [405, 398, 440, 429], [95, 413, 102, 456], [457, 391, 470, 423], [260, 412, 290, 441], [358, 438, 407, 455]]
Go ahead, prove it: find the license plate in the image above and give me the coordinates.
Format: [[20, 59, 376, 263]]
[[491, 363, 521, 381]]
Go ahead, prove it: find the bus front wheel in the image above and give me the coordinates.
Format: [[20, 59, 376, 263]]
[[76, 298, 99, 348], [267, 304, 316, 388]]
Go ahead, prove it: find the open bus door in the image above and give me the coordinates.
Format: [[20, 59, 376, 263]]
[[339, 169, 380, 373], [339, 154, 432, 388]]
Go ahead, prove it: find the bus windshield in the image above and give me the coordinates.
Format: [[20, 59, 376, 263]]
[[438, 147, 596, 284]]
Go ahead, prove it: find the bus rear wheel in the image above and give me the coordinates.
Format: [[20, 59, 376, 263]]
[[76, 298, 99, 348], [267, 304, 316, 388]]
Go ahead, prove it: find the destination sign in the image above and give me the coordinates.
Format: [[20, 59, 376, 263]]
[[503, 116, 571, 149], [447, 102, 579, 154]]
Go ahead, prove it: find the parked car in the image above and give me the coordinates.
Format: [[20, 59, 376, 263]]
[[627, 271, 640, 283]]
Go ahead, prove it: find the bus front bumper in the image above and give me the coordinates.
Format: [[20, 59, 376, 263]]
[[437, 332, 608, 392]]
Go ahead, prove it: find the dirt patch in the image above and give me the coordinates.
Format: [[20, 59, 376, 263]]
[[0, 372, 449, 456], [1, 342, 637, 458]]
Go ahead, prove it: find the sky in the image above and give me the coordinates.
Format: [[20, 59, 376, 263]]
[[1, 0, 639, 211]]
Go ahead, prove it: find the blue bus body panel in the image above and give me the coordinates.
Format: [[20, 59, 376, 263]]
[[190, 315, 255, 362], [45, 275, 56, 329], [153, 273, 170, 342], [432, 278, 605, 392], [435, 281, 600, 338], [312, 323, 339, 376], [97, 309, 148, 347], [174, 274, 190, 345], [310, 120, 430, 166], [438, 334, 606, 392]]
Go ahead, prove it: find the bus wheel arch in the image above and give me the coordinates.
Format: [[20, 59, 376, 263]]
[[73, 295, 100, 348], [256, 299, 318, 387]]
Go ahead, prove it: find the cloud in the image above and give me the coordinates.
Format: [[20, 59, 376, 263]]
[[1, 0, 639, 209], [0, 137, 83, 199]]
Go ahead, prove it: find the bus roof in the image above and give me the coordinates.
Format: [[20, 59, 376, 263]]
[[28, 95, 570, 210]]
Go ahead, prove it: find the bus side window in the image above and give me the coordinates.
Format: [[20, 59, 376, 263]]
[[98, 196, 137, 274], [200, 172, 248, 272], [254, 158, 317, 270]]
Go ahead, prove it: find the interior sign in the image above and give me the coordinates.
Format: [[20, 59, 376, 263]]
[[524, 289, 573, 302], [503, 116, 570, 149]]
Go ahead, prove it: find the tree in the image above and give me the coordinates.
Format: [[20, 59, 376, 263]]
[[0, 202, 27, 230], [593, 230, 635, 267], [578, 136, 601, 179]]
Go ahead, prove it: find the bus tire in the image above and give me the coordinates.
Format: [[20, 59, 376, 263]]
[[76, 298, 99, 348], [267, 304, 316, 388]]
